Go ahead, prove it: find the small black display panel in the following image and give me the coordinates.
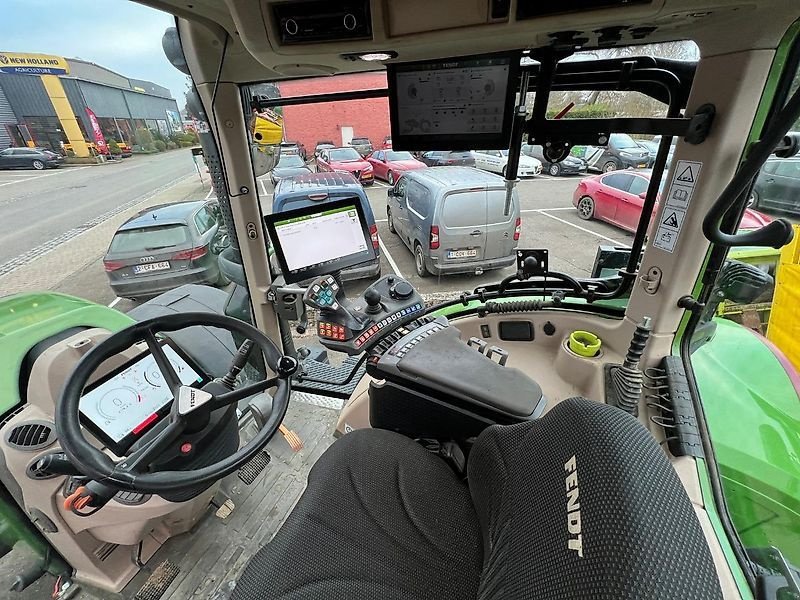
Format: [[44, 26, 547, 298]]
[[79, 340, 207, 456], [264, 197, 377, 284], [387, 52, 519, 151]]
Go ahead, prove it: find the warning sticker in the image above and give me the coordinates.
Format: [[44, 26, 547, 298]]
[[653, 160, 702, 253]]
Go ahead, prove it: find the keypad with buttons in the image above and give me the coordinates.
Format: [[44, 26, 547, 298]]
[[354, 303, 423, 349], [306, 275, 341, 311]]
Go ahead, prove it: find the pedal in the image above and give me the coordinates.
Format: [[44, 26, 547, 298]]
[[237, 451, 271, 485], [133, 560, 180, 600], [279, 424, 304, 452], [215, 499, 235, 519]]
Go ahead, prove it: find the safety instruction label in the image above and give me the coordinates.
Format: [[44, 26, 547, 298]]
[[652, 160, 702, 253]]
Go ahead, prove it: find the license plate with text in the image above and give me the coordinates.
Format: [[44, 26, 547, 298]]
[[448, 249, 478, 259], [134, 261, 170, 274]]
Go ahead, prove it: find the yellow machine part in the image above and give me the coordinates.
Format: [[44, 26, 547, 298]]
[[40, 75, 90, 158], [252, 112, 284, 145], [766, 224, 800, 371]]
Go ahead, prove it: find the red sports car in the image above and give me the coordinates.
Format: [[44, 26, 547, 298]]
[[572, 170, 772, 233], [366, 150, 426, 184], [315, 147, 374, 185]]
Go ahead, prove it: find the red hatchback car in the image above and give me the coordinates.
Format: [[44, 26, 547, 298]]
[[366, 150, 426, 184], [315, 147, 374, 185], [572, 170, 772, 233]]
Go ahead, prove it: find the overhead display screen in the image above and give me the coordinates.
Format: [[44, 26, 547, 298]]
[[80, 344, 204, 454], [388, 52, 519, 151], [264, 197, 376, 284]]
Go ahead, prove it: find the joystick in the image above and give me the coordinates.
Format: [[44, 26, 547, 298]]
[[364, 288, 382, 313], [389, 280, 414, 300]]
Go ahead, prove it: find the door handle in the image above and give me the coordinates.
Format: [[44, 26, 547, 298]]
[[766, 178, 775, 183], [470, 230, 482, 236]]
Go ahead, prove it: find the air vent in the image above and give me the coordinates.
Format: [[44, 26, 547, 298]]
[[6, 421, 56, 451]]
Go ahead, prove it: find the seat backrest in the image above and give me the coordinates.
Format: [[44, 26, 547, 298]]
[[468, 397, 723, 600]]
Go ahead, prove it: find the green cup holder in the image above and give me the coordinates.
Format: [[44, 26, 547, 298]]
[[567, 330, 602, 358]]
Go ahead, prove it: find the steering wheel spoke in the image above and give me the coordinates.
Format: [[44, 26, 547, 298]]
[[143, 329, 182, 396], [210, 376, 280, 411], [117, 418, 186, 473]]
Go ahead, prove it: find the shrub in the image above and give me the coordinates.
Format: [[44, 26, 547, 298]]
[[144, 142, 157, 153], [166, 141, 178, 150], [135, 127, 154, 147], [107, 139, 122, 155], [154, 140, 167, 152]]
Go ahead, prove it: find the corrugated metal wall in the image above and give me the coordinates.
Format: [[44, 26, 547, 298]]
[[129, 78, 172, 99], [61, 79, 90, 134], [0, 85, 15, 148], [77, 80, 129, 118], [0, 74, 55, 117], [123, 89, 179, 121], [67, 59, 130, 89]]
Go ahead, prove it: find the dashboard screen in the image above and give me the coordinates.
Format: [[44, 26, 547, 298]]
[[80, 344, 203, 448], [388, 52, 518, 151], [264, 197, 376, 284]]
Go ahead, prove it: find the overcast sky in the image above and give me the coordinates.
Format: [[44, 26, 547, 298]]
[[1, 0, 188, 107]]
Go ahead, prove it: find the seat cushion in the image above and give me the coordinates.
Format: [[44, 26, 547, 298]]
[[232, 428, 483, 600], [468, 397, 723, 600]]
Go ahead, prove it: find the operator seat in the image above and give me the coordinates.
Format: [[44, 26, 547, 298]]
[[232, 398, 723, 599]]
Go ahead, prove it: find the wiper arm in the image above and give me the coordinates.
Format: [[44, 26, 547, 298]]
[[145, 244, 177, 250], [748, 546, 800, 599]]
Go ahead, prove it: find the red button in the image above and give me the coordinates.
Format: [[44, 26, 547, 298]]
[[180, 442, 192, 454]]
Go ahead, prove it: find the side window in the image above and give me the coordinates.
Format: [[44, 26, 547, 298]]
[[194, 207, 216, 234], [406, 181, 430, 217], [602, 173, 634, 191], [774, 160, 800, 177], [394, 177, 408, 198], [374, 151, 384, 161], [761, 161, 778, 175], [628, 176, 649, 196]]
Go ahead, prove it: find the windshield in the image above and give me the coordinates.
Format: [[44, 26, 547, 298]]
[[329, 148, 362, 161], [385, 151, 414, 161], [277, 155, 305, 168]]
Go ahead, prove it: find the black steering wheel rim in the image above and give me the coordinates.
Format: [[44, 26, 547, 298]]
[[56, 312, 294, 494]]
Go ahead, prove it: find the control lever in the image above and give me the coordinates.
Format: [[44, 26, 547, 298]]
[[486, 346, 509, 366], [33, 452, 82, 477], [364, 288, 382, 314], [467, 337, 488, 354]]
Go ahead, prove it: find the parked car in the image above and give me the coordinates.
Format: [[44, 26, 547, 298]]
[[270, 153, 313, 185], [366, 150, 426, 184], [280, 141, 306, 160], [0, 147, 63, 170], [572, 170, 772, 233], [382, 136, 392, 149], [272, 172, 380, 281], [521, 144, 587, 176], [103, 201, 230, 299], [418, 150, 476, 167], [635, 139, 658, 167], [573, 133, 651, 173], [751, 156, 800, 215], [315, 147, 374, 185], [473, 149, 542, 177], [386, 166, 520, 277], [348, 136, 373, 157], [314, 141, 335, 158]]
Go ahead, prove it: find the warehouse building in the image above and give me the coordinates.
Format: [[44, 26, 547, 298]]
[[0, 52, 181, 156]]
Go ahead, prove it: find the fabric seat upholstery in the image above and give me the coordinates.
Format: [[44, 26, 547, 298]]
[[233, 397, 723, 599]]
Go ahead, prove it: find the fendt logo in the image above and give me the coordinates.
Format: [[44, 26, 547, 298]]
[[187, 389, 198, 408], [565, 454, 584, 558]]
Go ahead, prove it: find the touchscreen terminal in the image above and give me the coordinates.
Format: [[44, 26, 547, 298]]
[[79, 342, 205, 455], [388, 52, 518, 151], [264, 197, 376, 284]]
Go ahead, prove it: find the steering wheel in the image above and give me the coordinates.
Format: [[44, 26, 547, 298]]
[[56, 313, 297, 496]]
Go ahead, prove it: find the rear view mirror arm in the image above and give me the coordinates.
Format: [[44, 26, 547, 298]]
[[702, 85, 800, 248]]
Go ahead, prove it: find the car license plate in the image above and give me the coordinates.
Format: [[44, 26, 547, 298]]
[[448, 249, 478, 259], [133, 261, 170, 274], [638, 163, 647, 168]]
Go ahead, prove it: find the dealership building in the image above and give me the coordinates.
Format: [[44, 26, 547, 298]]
[[0, 52, 181, 156]]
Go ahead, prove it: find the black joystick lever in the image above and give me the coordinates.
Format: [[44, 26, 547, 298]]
[[364, 288, 382, 314]]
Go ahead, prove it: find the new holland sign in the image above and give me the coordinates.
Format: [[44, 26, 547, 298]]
[[0, 52, 69, 76]]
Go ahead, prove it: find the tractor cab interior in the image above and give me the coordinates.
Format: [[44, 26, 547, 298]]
[[2, 1, 800, 599]]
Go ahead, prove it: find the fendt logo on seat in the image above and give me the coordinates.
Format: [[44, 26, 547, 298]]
[[565, 454, 583, 558]]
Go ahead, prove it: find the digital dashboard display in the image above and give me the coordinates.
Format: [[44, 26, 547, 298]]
[[79, 344, 204, 451], [388, 52, 519, 151]]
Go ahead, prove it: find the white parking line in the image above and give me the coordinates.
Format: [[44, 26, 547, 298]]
[[372, 181, 391, 188], [534, 210, 630, 247], [258, 178, 269, 197], [521, 207, 574, 213], [107, 297, 122, 308], [378, 236, 403, 278], [375, 218, 388, 223], [0, 166, 89, 188]]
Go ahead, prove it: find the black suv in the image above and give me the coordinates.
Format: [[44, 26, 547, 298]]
[[751, 156, 800, 216]]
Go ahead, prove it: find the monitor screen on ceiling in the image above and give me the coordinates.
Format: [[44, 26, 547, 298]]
[[387, 52, 519, 151]]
